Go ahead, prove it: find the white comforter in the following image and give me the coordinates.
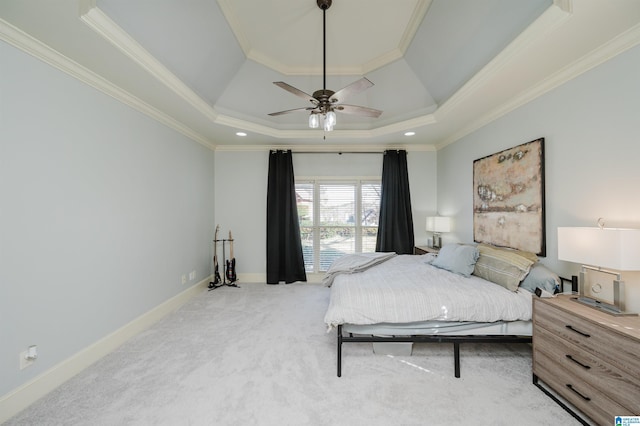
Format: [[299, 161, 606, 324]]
[[322, 251, 397, 287], [323, 254, 532, 329]]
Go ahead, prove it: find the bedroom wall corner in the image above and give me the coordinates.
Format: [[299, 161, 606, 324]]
[[407, 150, 438, 247]]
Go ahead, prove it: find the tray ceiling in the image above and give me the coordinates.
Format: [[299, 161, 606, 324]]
[[1, 0, 640, 149]]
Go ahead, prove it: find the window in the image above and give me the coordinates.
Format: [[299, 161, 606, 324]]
[[296, 180, 381, 272]]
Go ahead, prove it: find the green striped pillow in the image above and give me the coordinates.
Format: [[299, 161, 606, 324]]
[[472, 244, 536, 291]]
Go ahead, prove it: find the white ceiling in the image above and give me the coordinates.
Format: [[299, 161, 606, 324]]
[[1, 0, 640, 150]]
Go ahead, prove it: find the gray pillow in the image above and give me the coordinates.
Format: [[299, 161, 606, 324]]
[[431, 244, 479, 277], [519, 263, 560, 294]]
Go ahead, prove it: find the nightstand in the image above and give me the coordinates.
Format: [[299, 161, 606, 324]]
[[414, 245, 440, 255], [532, 294, 640, 425]]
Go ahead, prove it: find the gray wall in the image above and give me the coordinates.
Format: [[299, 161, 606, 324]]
[[214, 150, 437, 279], [437, 44, 640, 312], [0, 41, 215, 396]]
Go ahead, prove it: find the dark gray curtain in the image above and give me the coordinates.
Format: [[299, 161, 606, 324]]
[[375, 150, 415, 254], [266, 150, 307, 284]]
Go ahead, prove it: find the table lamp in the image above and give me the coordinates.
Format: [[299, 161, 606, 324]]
[[558, 222, 640, 316], [426, 216, 451, 249]]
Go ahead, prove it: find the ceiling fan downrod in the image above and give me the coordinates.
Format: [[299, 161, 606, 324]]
[[268, 0, 382, 129], [317, 0, 332, 92]]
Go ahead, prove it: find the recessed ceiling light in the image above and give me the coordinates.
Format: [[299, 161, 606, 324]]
[[236, 132, 247, 137], [404, 131, 415, 136]]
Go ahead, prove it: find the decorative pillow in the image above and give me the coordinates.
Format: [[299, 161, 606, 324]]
[[431, 244, 479, 277], [472, 244, 536, 291], [476, 243, 539, 263], [519, 263, 560, 294]]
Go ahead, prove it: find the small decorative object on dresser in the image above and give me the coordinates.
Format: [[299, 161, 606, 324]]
[[532, 294, 640, 426]]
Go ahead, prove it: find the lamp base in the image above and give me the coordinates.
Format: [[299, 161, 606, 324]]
[[576, 267, 636, 316], [432, 234, 442, 249], [571, 297, 638, 317]]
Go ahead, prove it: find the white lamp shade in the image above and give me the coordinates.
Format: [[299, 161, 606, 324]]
[[426, 216, 451, 233], [557, 227, 640, 271]]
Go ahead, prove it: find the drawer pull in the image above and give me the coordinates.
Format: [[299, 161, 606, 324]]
[[565, 325, 590, 338], [566, 384, 591, 401], [565, 354, 591, 370]]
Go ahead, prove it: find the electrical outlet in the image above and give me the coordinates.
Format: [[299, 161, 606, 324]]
[[19, 345, 37, 370], [189, 270, 196, 281], [181, 274, 187, 285]]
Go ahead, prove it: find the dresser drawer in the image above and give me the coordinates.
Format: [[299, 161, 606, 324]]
[[534, 299, 640, 382], [535, 350, 634, 426], [534, 325, 640, 413]]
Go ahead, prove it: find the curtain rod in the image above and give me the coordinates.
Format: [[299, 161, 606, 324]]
[[270, 150, 386, 155], [295, 151, 383, 155]]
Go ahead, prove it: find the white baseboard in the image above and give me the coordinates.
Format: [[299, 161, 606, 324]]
[[0, 277, 210, 424]]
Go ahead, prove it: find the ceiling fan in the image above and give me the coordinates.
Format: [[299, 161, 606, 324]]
[[268, 0, 382, 131]]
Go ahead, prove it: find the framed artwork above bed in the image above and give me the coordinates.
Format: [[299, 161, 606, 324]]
[[473, 138, 546, 256]]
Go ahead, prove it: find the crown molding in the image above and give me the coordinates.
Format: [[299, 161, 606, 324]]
[[216, 0, 251, 57], [369, 114, 437, 138], [216, 111, 437, 141], [361, 48, 404, 75], [553, 0, 573, 14], [436, 19, 640, 150], [214, 144, 435, 153], [0, 17, 215, 150], [435, 1, 573, 121], [79, 2, 218, 122], [397, 0, 433, 56]]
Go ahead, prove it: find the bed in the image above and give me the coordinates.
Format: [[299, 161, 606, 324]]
[[323, 244, 564, 378]]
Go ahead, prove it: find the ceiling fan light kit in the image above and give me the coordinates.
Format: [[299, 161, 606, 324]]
[[309, 113, 320, 129], [268, 0, 382, 132]]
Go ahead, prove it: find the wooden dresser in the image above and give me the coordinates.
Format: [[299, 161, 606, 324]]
[[532, 295, 640, 425]]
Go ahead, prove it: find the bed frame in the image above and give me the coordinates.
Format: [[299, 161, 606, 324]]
[[335, 277, 576, 378], [336, 325, 531, 378]]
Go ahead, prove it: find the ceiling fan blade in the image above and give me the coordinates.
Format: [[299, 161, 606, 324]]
[[268, 107, 315, 117], [331, 77, 374, 104], [335, 104, 383, 118], [273, 82, 317, 104]]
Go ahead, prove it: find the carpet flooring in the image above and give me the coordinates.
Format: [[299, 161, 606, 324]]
[[6, 283, 580, 425]]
